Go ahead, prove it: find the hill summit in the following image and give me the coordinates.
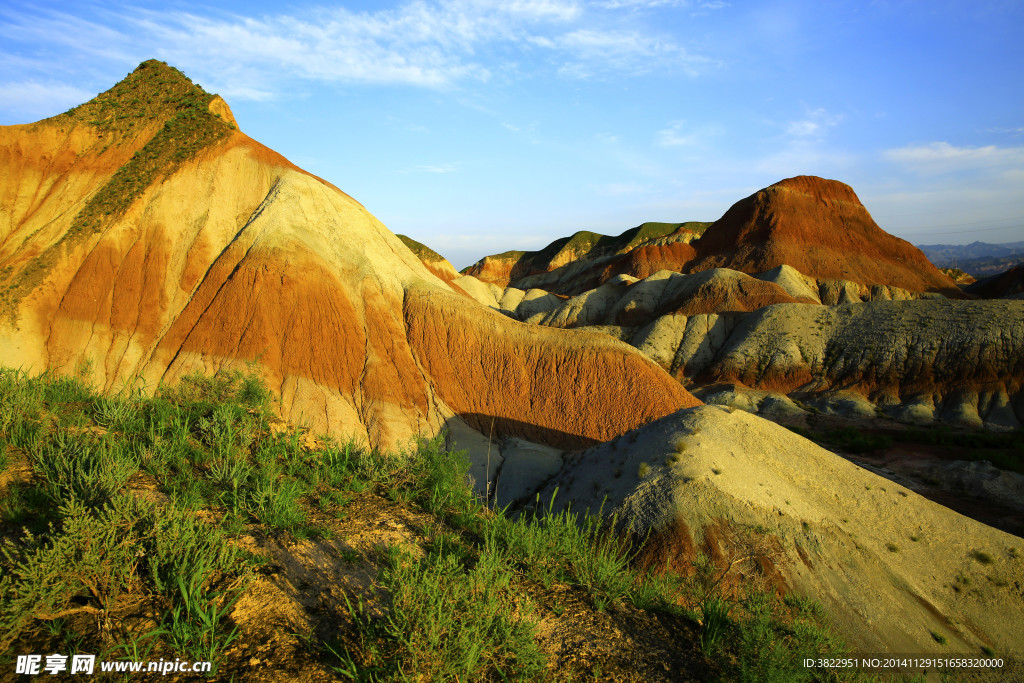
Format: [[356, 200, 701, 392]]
[[687, 176, 963, 297]]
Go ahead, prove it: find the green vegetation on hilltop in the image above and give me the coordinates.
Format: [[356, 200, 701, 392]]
[[525, 221, 712, 267], [459, 221, 713, 277], [1, 367, 850, 680], [59, 59, 235, 237], [2, 60, 235, 320], [396, 234, 446, 263]]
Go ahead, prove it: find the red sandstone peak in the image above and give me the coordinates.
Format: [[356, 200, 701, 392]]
[[687, 175, 965, 297]]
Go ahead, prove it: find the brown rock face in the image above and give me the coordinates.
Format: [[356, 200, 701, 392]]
[[687, 176, 964, 297], [603, 242, 698, 283], [462, 251, 527, 287], [405, 287, 700, 448], [0, 60, 699, 451]]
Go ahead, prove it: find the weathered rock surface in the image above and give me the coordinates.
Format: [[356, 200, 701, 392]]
[[0, 60, 700, 451], [466, 177, 964, 300], [919, 459, 1024, 513], [535, 406, 1024, 654], [463, 221, 708, 291], [471, 269, 812, 328], [686, 176, 965, 298], [463, 239, 1022, 429]]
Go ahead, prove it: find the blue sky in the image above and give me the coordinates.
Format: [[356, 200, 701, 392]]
[[2, 0, 1022, 269]]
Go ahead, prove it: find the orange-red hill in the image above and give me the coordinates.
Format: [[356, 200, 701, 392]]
[[686, 176, 964, 297]]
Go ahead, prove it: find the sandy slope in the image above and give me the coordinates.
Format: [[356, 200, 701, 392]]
[[535, 405, 1024, 654]]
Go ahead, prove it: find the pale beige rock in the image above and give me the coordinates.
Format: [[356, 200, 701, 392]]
[[755, 264, 821, 303], [451, 274, 502, 308], [537, 406, 1024, 654]]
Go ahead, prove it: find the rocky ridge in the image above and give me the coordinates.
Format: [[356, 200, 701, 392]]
[[447, 261, 1023, 429], [463, 221, 709, 291]]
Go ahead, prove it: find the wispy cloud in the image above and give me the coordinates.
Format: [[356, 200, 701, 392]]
[[0, 0, 712, 107], [883, 141, 1024, 173], [656, 119, 723, 148], [986, 126, 1024, 136], [598, 0, 688, 9], [0, 81, 94, 117], [549, 28, 714, 77], [657, 120, 695, 147], [785, 107, 842, 138]]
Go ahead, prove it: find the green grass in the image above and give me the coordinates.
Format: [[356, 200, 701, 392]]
[[1, 366, 849, 680]]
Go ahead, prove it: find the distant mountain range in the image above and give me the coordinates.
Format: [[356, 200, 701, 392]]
[[917, 240, 1024, 275]]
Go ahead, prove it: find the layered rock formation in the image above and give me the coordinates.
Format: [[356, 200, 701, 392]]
[[0, 60, 699, 451], [454, 259, 1024, 428], [467, 177, 963, 300], [686, 176, 965, 297], [463, 222, 709, 291]]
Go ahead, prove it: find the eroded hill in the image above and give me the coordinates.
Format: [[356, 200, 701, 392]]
[[0, 60, 698, 454]]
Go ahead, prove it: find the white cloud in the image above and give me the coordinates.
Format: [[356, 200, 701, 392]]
[[656, 119, 723, 148], [0, 0, 713, 101], [883, 142, 1024, 173], [657, 120, 695, 147], [0, 81, 95, 119], [785, 108, 841, 138], [547, 28, 714, 77]]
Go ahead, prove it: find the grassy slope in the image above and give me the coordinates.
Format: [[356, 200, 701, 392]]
[[0, 367, 855, 681], [395, 235, 447, 264]]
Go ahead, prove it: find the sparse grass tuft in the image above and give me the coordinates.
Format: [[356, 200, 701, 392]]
[[886, 543, 899, 553], [638, 462, 651, 478], [931, 631, 947, 645]]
